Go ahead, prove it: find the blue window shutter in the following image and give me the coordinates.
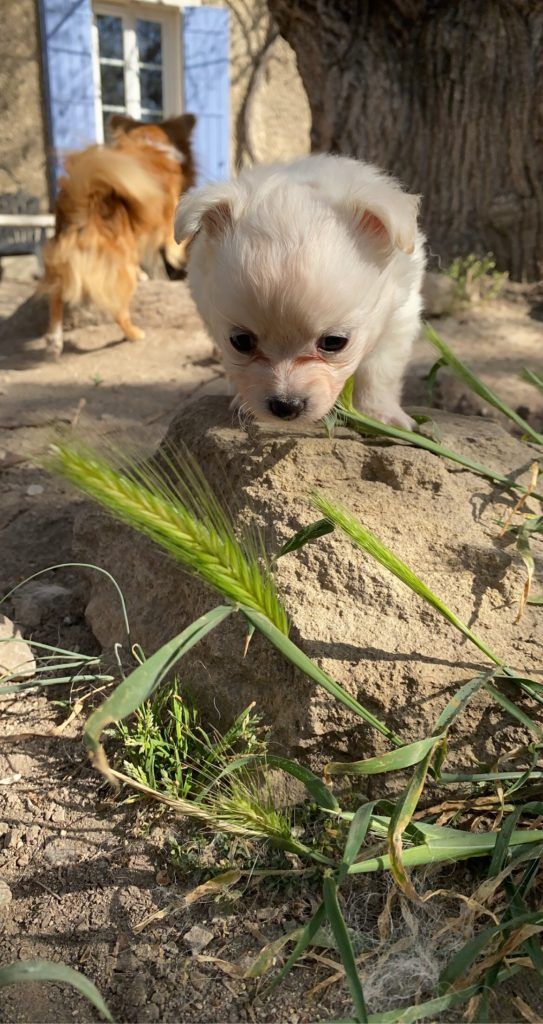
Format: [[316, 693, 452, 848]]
[[182, 6, 230, 184], [39, 0, 97, 188]]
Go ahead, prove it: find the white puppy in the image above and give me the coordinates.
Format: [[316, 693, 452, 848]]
[[175, 155, 425, 428]]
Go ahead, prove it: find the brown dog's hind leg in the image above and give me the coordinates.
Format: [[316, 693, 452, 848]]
[[45, 289, 64, 360], [113, 265, 144, 341], [116, 310, 145, 342]]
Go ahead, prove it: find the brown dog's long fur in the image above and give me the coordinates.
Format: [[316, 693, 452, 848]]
[[39, 114, 196, 358]]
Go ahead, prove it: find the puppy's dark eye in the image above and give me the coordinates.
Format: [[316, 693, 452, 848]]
[[230, 330, 256, 353], [317, 334, 349, 353]]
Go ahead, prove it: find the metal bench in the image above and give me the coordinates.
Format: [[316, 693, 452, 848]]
[[0, 194, 55, 258]]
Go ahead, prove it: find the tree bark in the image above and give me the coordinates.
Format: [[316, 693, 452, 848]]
[[268, 0, 543, 281]]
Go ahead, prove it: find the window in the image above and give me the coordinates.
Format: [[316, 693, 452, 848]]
[[92, 4, 182, 141]]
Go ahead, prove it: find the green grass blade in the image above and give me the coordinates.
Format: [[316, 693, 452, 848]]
[[439, 910, 543, 993], [323, 875, 368, 1023], [274, 518, 335, 562], [485, 681, 543, 739], [196, 752, 339, 813], [310, 504, 540, 744], [425, 323, 543, 444], [430, 671, 497, 779], [0, 562, 131, 641], [0, 674, 115, 695], [505, 856, 543, 976], [499, 668, 543, 707], [327, 665, 482, 788], [528, 594, 543, 605], [0, 959, 113, 1022], [6, 638, 100, 660], [85, 605, 233, 778], [522, 367, 543, 395], [266, 901, 326, 994], [313, 495, 503, 667], [338, 802, 376, 884], [487, 808, 523, 878], [423, 356, 447, 403], [241, 607, 403, 746], [440, 770, 543, 784], [245, 926, 305, 979], [48, 442, 288, 634], [361, 966, 522, 1023], [349, 827, 543, 874], [434, 671, 497, 731], [326, 736, 442, 778], [334, 383, 543, 501], [264, 755, 339, 811], [388, 745, 438, 896]]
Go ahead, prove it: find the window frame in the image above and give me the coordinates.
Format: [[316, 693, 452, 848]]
[[92, 2, 183, 142]]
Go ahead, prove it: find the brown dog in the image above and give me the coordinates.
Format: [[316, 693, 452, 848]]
[[39, 113, 196, 359]]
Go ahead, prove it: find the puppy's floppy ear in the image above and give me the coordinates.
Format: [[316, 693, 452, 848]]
[[174, 182, 236, 242], [312, 160, 420, 255], [354, 189, 421, 255]]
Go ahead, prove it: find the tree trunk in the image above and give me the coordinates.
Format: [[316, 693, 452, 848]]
[[268, 0, 543, 281]]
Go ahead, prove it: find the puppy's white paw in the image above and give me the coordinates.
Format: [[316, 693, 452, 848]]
[[358, 400, 416, 431], [380, 407, 416, 431]]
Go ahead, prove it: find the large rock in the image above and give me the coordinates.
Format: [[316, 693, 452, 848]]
[[74, 397, 542, 775], [12, 581, 77, 630], [0, 614, 35, 680]]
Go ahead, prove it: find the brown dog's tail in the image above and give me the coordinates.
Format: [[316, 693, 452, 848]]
[[39, 146, 165, 310], [58, 145, 164, 232]]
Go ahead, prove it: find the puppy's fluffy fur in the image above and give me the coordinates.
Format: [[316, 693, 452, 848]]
[[40, 114, 196, 358], [175, 155, 425, 427]]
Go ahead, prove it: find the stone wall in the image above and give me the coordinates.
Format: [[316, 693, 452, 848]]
[[0, 0, 49, 209], [209, 0, 311, 168]]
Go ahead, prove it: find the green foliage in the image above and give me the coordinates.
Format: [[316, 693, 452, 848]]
[[425, 323, 543, 445], [312, 494, 503, 666], [522, 367, 543, 395], [446, 252, 507, 303], [118, 678, 265, 800], [0, 960, 113, 1022]]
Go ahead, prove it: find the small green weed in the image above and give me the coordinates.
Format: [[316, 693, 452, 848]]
[[0, 960, 112, 1022], [446, 252, 507, 303], [118, 680, 265, 800]]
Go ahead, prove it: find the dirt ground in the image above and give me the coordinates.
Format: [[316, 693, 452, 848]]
[[1, 269, 542, 1023]]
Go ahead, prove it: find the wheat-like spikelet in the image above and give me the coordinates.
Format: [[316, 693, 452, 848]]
[[112, 767, 297, 844], [49, 441, 288, 634]]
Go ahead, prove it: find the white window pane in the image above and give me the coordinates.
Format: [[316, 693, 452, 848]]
[[136, 19, 162, 65], [100, 63, 126, 107], [97, 14, 123, 60], [140, 68, 163, 112]]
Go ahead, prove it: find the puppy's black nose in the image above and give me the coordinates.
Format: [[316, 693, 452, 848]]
[[268, 397, 307, 420]]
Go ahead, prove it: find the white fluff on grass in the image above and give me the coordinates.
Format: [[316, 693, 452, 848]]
[[341, 869, 467, 1013]]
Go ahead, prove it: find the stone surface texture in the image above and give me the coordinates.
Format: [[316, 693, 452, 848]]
[[74, 396, 542, 776]]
